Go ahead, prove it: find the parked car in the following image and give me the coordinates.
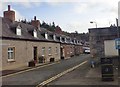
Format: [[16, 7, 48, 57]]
[[84, 49, 90, 54]]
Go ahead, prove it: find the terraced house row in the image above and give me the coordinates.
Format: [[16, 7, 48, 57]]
[[0, 5, 83, 70]]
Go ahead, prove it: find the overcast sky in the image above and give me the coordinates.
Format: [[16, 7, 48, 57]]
[[0, 0, 119, 33]]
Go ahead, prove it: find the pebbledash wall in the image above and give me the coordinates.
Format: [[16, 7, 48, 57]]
[[2, 39, 60, 70]]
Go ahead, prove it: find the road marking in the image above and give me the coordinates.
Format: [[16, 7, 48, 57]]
[[36, 60, 88, 87], [1, 61, 60, 78]]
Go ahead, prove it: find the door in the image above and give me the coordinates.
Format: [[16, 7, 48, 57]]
[[33, 47, 37, 63]]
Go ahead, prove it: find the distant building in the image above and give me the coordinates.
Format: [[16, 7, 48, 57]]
[[89, 26, 118, 58]]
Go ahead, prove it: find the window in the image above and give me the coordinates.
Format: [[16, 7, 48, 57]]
[[33, 30, 37, 38], [60, 37, 62, 42], [45, 33, 48, 39], [53, 34, 56, 41], [42, 47, 45, 56], [48, 47, 52, 55], [16, 28, 21, 35], [55, 47, 58, 54], [65, 38, 67, 43], [8, 47, 15, 61]]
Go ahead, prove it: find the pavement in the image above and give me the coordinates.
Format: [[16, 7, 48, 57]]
[[48, 59, 119, 87], [1, 62, 54, 76]]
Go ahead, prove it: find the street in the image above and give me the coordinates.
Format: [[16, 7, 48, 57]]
[[48, 61, 118, 87], [2, 54, 90, 87]]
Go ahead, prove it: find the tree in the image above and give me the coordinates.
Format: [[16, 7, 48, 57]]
[[75, 31, 78, 34], [52, 22, 55, 28]]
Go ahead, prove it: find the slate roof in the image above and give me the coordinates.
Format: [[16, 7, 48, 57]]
[[1, 17, 48, 41], [89, 26, 118, 36], [0, 17, 82, 45]]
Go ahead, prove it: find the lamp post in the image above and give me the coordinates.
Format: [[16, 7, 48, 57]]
[[90, 21, 97, 28]]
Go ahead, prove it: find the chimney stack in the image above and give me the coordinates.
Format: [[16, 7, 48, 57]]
[[31, 16, 41, 29], [8, 5, 10, 11], [55, 26, 63, 34], [4, 5, 15, 22], [34, 16, 36, 20]]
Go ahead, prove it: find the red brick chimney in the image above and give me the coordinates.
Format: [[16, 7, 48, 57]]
[[31, 16, 40, 29], [55, 26, 63, 34], [4, 5, 15, 22]]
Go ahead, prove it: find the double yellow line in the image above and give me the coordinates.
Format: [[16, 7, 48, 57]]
[[36, 60, 88, 87]]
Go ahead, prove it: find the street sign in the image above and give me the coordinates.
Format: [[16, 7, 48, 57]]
[[115, 38, 120, 49]]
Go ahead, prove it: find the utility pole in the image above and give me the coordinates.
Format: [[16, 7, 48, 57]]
[[116, 18, 120, 78], [116, 18, 120, 55]]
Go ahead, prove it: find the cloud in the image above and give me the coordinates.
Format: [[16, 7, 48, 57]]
[[74, 3, 88, 14], [14, 10, 25, 21], [10, 2, 42, 8], [74, 0, 119, 14], [62, 21, 88, 33]]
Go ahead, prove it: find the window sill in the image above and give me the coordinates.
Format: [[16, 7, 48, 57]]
[[42, 55, 45, 57], [7, 59, 15, 62], [48, 54, 52, 56]]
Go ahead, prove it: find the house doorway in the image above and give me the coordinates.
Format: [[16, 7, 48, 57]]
[[33, 47, 37, 63], [61, 47, 65, 59]]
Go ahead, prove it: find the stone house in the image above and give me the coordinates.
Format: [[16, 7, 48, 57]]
[[1, 5, 83, 70]]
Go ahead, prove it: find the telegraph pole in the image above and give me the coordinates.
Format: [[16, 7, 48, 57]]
[[116, 18, 120, 78], [116, 18, 120, 55]]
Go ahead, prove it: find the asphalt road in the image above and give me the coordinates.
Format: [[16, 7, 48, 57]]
[[48, 57, 119, 87], [2, 54, 90, 86]]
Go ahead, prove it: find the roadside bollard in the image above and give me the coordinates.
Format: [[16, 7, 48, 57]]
[[91, 60, 95, 68]]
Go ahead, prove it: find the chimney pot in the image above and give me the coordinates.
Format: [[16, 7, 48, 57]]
[[8, 5, 10, 11], [34, 16, 36, 20]]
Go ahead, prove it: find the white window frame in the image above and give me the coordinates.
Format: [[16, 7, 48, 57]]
[[45, 33, 48, 39], [65, 38, 67, 43], [53, 34, 56, 41], [8, 47, 15, 62], [74, 39, 76, 44], [16, 28, 21, 36], [42, 47, 45, 56], [60, 37, 62, 42], [33, 29, 37, 38], [48, 47, 52, 55]]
